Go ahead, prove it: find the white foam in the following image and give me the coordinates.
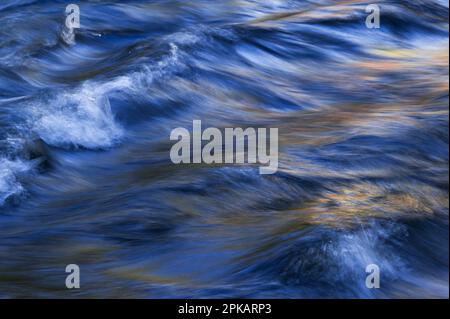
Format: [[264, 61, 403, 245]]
[[31, 77, 132, 149], [0, 158, 30, 205]]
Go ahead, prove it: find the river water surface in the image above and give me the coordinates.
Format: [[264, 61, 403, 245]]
[[0, 0, 448, 298]]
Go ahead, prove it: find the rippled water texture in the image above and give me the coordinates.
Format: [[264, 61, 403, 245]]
[[0, 0, 448, 298]]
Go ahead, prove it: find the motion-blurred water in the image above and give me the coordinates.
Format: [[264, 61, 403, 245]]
[[0, 0, 448, 298]]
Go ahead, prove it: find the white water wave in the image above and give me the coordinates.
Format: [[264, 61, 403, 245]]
[[0, 158, 31, 205], [30, 77, 131, 149], [29, 41, 184, 149]]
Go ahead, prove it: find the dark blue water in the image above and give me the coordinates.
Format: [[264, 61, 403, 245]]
[[0, 0, 448, 298]]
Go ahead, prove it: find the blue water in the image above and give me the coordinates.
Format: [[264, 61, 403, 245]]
[[0, 0, 448, 298]]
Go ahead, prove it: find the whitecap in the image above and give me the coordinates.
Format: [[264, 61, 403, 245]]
[[30, 77, 132, 149], [0, 158, 31, 205], [29, 41, 184, 149]]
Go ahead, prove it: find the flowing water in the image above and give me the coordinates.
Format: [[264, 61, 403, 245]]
[[0, 0, 448, 298]]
